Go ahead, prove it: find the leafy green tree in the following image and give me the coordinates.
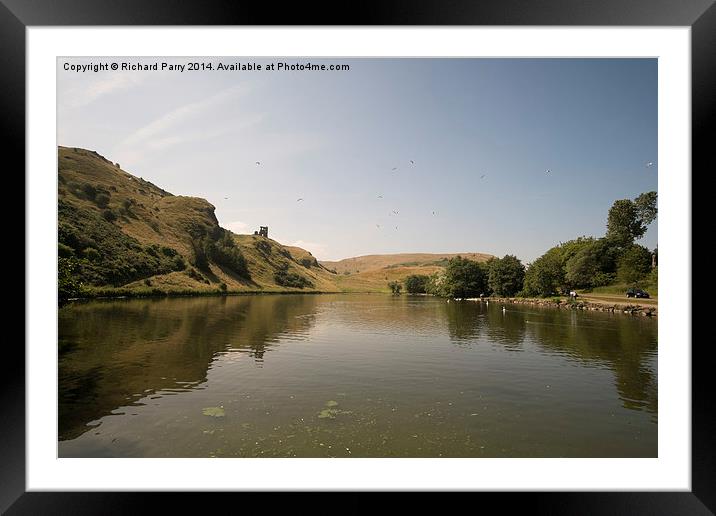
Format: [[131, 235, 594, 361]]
[[635, 192, 658, 225], [648, 265, 658, 286], [564, 239, 618, 289], [487, 255, 525, 296], [404, 274, 429, 294], [617, 244, 653, 284], [388, 280, 402, 295], [522, 247, 565, 297], [425, 271, 448, 297], [606, 192, 657, 245], [442, 256, 488, 298]]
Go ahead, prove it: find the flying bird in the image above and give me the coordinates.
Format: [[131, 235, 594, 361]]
[[224, 197, 229, 200], [297, 198, 304, 202], [480, 174, 486, 180], [255, 161, 261, 166], [646, 161, 655, 168], [546, 169, 551, 175], [432, 211, 437, 216], [409, 160, 415, 165], [376, 224, 381, 229], [391, 167, 398, 171], [377, 195, 383, 199], [392, 210, 399, 215], [395, 226, 398, 230]]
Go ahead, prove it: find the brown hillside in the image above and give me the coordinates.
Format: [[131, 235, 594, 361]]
[[321, 252, 493, 274]]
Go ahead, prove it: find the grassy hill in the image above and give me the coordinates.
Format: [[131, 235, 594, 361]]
[[321, 253, 493, 274], [58, 146, 492, 298]]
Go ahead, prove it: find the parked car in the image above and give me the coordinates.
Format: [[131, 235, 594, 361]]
[[626, 288, 650, 299]]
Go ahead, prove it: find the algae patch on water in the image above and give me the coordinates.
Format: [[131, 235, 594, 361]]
[[318, 400, 353, 419], [202, 406, 225, 418], [318, 409, 337, 419]]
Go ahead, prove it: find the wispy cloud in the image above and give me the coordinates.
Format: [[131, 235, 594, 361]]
[[119, 85, 253, 149], [63, 73, 148, 109]]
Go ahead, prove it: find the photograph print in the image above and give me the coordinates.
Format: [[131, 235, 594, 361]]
[[57, 57, 658, 458]]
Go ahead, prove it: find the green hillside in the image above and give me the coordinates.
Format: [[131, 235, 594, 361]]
[[58, 146, 339, 298]]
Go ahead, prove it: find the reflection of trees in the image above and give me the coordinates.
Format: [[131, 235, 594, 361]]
[[522, 309, 658, 415], [443, 301, 483, 342], [483, 304, 527, 350], [58, 295, 318, 440]]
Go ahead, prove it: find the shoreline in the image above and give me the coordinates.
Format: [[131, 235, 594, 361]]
[[472, 296, 657, 317], [63, 289, 657, 316]]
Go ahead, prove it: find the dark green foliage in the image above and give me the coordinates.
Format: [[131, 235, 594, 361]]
[[300, 256, 318, 268], [441, 256, 488, 298], [523, 248, 565, 297], [58, 257, 83, 301], [487, 255, 525, 296], [191, 239, 209, 270], [102, 209, 116, 222], [425, 272, 446, 296], [82, 247, 101, 262], [204, 230, 249, 277], [58, 242, 74, 258], [606, 192, 657, 245], [388, 280, 402, 294], [524, 192, 657, 296], [617, 244, 653, 284], [171, 255, 186, 271], [634, 192, 658, 226], [186, 267, 209, 284], [649, 265, 658, 285], [81, 183, 97, 200], [58, 200, 186, 287], [219, 282, 227, 292], [404, 274, 429, 294], [95, 193, 110, 208], [274, 269, 314, 289], [563, 239, 618, 289]]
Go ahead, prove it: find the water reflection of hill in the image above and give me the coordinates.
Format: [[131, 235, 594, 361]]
[[58, 295, 319, 440]]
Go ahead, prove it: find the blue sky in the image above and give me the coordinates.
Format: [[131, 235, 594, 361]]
[[57, 58, 657, 262]]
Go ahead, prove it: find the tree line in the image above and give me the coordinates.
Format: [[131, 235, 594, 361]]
[[398, 192, 657, 298]]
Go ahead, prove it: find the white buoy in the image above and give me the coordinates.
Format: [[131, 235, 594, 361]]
[[502, 306, 506, 313]]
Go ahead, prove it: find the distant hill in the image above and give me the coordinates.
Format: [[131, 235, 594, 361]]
[[58, 146, 493, 297], [321, 253, 493, 274]]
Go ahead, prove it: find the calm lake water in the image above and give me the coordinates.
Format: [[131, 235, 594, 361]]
[[58, 294, 657, 457]]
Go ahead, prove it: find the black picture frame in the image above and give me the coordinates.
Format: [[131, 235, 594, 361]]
[[5, 0, 710, 513]]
